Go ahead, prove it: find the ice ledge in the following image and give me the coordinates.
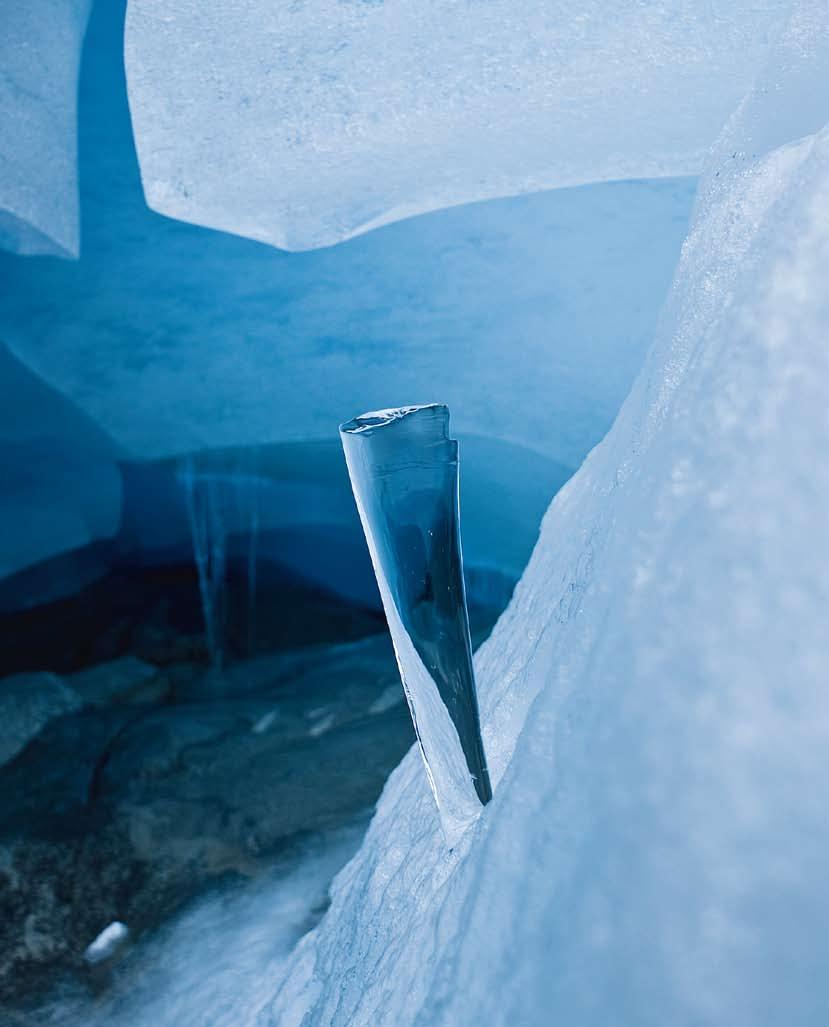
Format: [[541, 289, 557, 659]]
[[125, 0, 788, 250]]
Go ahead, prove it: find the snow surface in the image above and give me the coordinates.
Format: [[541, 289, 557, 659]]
[[266, 11, 829, 1025], [0, 0, 91, 257], [124, 0, 785, 251]]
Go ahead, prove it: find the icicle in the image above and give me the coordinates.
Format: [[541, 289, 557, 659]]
[[180, 457, 228, 671], [179, 455, 265, 668]]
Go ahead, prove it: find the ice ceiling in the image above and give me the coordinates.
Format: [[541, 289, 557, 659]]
[[0, 0, 705, 589]]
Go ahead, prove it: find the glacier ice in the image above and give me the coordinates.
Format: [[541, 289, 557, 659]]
[[0, 0, 696, 592], [0, 0, 92, 257], [341, 406, 491, 841], [124, 0, 785, 251], [267, 12, 829, 1026], [0, 342, 122, 583]]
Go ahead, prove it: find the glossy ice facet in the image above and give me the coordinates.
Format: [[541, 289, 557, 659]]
[[340, 405, 491, 841]]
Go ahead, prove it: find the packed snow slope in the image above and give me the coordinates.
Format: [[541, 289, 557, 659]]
[[0, 0, 91, 257], [267, 11, 829, 1027], [124, 0, 786, 250]]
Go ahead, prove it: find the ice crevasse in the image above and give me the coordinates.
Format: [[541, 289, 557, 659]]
[[266, 8, 829, 1026]]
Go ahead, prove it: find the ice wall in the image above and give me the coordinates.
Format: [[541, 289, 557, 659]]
[[0, 0, 92, 257], [0, 343, 122, 584], [0, 174, 693, 477], [268, 14, 829, 1026], [124, 0, 786, 251]]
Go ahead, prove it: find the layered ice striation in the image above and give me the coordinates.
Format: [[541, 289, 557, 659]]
[[0, 0, 92, 257], [341, 406, 490, 841], [124, 0, 786, 250], [269, 9, 829, 1025]]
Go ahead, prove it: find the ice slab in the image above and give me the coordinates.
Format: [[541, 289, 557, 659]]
[[0, 0, 92, 257], [268, 14, 829, 1025], [124, 0, 785, 250]]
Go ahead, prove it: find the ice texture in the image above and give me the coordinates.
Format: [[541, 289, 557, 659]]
[[268, 14, 829, 1026], [0, 0, 92, 257], [0, 0, 696, 593], [124, 0, 785, 251], [341, 406, 490, 841]]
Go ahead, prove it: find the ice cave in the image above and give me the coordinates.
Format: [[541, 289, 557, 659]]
[[0, 1, 827, 1024]]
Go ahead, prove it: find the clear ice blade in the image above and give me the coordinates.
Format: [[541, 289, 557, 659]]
[[340, 405, 491, 841]]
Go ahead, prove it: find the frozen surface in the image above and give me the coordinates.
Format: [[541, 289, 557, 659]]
[[41, 822, 368, 1027], [267, 15, 829, 1026], [125, 0, 785, 250], [0, 0, 91, 257], [0, 343, 122, 581]]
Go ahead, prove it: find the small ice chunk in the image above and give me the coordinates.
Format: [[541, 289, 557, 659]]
[[83, 921, 129, 964]]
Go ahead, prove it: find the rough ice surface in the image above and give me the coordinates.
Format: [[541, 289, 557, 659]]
[[124, 0, 786, 250], [268, 14, 829, 1026], [0, 342, 122, 582], [341, 406, 490, 841], [0, 0, 91, 257]]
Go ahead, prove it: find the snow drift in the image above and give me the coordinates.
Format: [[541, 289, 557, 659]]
[[267, 8, 829, 1025]]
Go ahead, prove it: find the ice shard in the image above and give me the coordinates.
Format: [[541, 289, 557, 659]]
[[340, 405, 491, 842]]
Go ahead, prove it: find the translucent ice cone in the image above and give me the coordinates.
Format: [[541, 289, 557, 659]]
[[340, 404, 491, 843]]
